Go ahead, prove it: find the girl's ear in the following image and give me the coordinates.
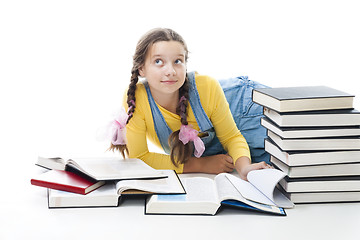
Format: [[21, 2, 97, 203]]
[[139, 67, 145, 77]]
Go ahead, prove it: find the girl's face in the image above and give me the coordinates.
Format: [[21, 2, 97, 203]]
[[139, 41, 186, 98]]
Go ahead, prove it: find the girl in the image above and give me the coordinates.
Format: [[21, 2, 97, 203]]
[[110, 28, 271, 180]]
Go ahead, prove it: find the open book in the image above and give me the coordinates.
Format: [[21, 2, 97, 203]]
[[145, 169, 294, 216], [48, 170, 185, 208], [36, 156, 167, 181]]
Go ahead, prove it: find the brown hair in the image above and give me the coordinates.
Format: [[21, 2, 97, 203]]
[[109, 28, 193, 166]]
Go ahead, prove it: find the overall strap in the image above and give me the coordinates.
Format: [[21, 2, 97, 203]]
[[187, 72, 214, 132], [143, 81, 172, 154]]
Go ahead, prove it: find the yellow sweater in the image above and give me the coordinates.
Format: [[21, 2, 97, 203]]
[[123, 74, 250, 173]]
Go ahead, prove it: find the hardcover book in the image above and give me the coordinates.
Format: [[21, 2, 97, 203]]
[[252, 86, 354, 112], [31, 169, 105, 195], [281, 190, 360, 204], [145, 169, 294, 216], [261, 117, 360, 139], [267, 130, 360, 151], [271, 156, 360, 178], [265, 138, 360, 166], [36, 156, 167, 181], [279, 175, 360, 193], [263, 108, 360, 127], [47, 170, 185, 208]]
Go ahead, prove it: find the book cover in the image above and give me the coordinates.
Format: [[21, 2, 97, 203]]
[[31, 170, 105, 195], [271, 156, 360, 178], [265, 138, 360, 166], [267, 130, 360, 151], [264, 108, 360, 127], [253, 86, 354, 112], [280, 175, 360, 192], [261, 117, 360, 138]]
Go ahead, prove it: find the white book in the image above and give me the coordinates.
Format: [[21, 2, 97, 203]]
[[283, 191, 360, 204], [279, 176, 360, 193], [271, 156, 360, 178], [37, 156, 167, 181], [264, 108, 360, 127], [267, 130, 360, 151], [265, 139, 360, 166], [252, 86, 354, 112], [48, 170, 185, 208], [145, 169, 294, 216], [261, 117, 360, 138]]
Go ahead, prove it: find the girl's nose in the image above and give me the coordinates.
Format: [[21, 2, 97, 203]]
[[165, 63, 176, 76]]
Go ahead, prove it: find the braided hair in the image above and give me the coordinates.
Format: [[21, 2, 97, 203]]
[[110, 28, 191, 165]]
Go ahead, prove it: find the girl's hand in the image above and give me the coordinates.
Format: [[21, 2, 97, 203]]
[[184, 154, 234, 174], [235, 158, 272, 181], [201, 154, 235, 174]]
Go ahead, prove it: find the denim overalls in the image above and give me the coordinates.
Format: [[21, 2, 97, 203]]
[[143, 72, 270, 164]]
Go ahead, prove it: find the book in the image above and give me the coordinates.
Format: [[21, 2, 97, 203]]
[[267, 130, 360, 151], [279, 175, 360, 193], [31, 169, 105, 195], [265, 138, 360, 166], [282, 190, 360, 204], [252, 86, 354, 113], [261, 117, 360, 138], [48, 170, 185, 208], [145, 169, 294, 216], [36, 156, 167, 181], [271, 156, 360, 178], [264, 108, 360, 127]]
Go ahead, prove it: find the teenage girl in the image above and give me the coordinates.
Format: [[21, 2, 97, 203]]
[[109, 28, 271, 180]]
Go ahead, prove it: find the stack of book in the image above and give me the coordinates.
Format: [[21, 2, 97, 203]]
[[253, 86, 360, 204], [31, 157, 186, 208]]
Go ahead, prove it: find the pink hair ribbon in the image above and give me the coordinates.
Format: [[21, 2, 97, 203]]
[[179, 125, 205, 158], [111, 107, 129, 145]]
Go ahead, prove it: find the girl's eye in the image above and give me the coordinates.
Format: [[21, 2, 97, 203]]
[[155, 59, 163, 65], [175, 59, 183, 64]]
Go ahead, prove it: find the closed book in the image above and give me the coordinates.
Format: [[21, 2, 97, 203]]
[[252, 86, 354, 113], [279, 175, 360, 193], [265, 138, 360, 166], [282, 191, 360, 204], [31, 170, 105, 195], [271, 156, 360, 178], [261, 117, 360, 138], [267, 130, 360, 151], [264, 108, 360, 127]]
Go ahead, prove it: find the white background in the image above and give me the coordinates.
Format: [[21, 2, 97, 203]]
[[1, 1, 360, 239]]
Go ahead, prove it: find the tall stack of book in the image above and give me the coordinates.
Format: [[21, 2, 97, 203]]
[[253, 86, 360, 204]]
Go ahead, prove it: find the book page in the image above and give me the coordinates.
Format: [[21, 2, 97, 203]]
[[179, 177, 218, 203], [36, 156, 66, 170], [247, 169, 294, 208], [224, 173, 275, 206], [214, 173, 243, 201], [115, 170, 185, 194], [67, 157, 166, 180], [214, 173, 285, 214]]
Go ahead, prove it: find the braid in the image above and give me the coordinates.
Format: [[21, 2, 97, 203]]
[[168, 76, 192, 166], [108, 69, 139, 158]]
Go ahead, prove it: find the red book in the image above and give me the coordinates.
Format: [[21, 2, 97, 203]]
[[31, 170, 105, 195]]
